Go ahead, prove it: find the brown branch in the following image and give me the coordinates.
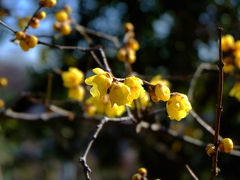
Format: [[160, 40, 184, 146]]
[[186, 164, 199, 180], [45, 73, 53, 107], [79, 116, 132, 180], [209, 27, 224, 180], [188, 63, 218, 102], [0, 20, 16, 33]]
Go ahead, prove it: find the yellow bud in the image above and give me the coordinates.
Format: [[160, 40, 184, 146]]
[[117, 48, 127, 62], [127, 48, 136, 64], [0, 77, 8, 87], [55, 10, 68, 22], [53, 22, 61, 31], [205, 144, 216, 157], [221, 34, 235, 52], [127, 38, 140, 51], [19, 40, 30, 51], [25, 35, 38, 48], [15, 31, 26, 40], [0, 99, 4, 108], [30, 17, 40, 29], [124, 22, 134, 32], [63, 5, 72, 15], [36, 11, 46, 20], [132, 173, 141, 180], [219, 138, 233, 153], [39, 0, 57, 8], [138, 167, 147, 177], [60, 24, 72, 35]]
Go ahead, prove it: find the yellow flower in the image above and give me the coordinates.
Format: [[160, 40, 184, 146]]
[[62, 67, 84, 88], [85, 68, 113, 99], [109, 81, 131, 106], [221, 34, 235, 52], [166, 93, 192, 121], [149, 83, 170, 102], [124, 76, 144, 102], [223, 57, 234, 73], [105, 101, 125, 117], [150, 74, 170, 87], [68, 85, 85, 101], [0, 99, 4, 108], [85, 96, 107, 115], [0, 77, 8, 87], [234, 57, 240, 69], [229, 81, 240, 101]]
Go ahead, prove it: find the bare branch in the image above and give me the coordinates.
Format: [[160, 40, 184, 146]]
[[186, 164, 199, 180]]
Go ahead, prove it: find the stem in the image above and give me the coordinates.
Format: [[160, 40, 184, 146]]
[[45, 72, 53, 107], [209, 27, 224, 180]]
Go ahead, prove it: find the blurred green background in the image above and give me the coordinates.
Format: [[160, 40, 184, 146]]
[[0, 0, 240, 179]]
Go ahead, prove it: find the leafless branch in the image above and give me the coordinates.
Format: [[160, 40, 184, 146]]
[[186, 164, 199, 180]]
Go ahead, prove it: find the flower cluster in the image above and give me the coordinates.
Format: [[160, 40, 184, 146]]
[[85, 68, 145, 107], [117, 22, 140, 64], [53, 5, 72, 35], [0, 77, 8, 109], [15, 31, 38, 51], [62, 67, 85, 101], [85, 68, 192, 121], [220, 34, 240, 101], [29, 11, 47, 29]]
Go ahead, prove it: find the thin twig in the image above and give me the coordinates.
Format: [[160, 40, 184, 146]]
[[74, 24, 121, 48], [186, 164, 199, 180], [45, 73, 53, 107], [79, 116, 131, 180], [188, 63, 218, 102], [0, 20, 16, 33], [190, 109, 222, 140], [98, 48, 112, 73], [209, 27, 224, 180]]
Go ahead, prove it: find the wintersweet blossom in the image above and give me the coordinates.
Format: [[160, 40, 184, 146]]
[[166, 93, 192, 121], [85, 68, 113, 99]]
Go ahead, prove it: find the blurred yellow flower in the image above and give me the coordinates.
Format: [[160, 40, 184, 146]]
[[109, 82, 131, 106], [229, 81, 240, 101], [68, 85, 85, 101], [150, 74, 170, 87], [166, 93, 192, 121], [223, 57, 234, 73], [221, 34, 235, 52], [105, 101, 125, 117], [62, 67, 84, 88], [0, 77, 8, 87], [85, 68, 113, 99]]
